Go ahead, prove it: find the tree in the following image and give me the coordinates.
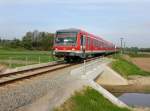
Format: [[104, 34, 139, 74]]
[[10, 38, 21, 48], [22, 32, 33, 50], [22, 31, 54, 50], [130, 47, 139, 54], [40, 33, 54, 50], [0, 30, 54, 50]]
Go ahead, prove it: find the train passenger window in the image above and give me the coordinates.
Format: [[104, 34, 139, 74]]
[[100, 42, 101, 48], [87, 37, 90, 46], [95, 40, 96, 47], [101, 41, 103, 48], [102, 42, 104, 47], [96, 40, 98, 47], [93, 40, 95, 47]]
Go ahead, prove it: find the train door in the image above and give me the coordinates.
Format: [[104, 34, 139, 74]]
[[81, 35, 86, 58], [87, 36, 91, 56]]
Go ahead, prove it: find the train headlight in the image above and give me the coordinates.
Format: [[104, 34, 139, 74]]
[[55, 48, 58, 50], [72, 48, 75, 51]]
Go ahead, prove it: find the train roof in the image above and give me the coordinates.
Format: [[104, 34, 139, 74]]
[[56, 28, 114, 45], [56, 28, 81, 33]]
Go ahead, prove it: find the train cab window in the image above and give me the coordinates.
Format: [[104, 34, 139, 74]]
[[55, 32, 77, 46]]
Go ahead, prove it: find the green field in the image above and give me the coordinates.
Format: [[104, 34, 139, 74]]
[[54, 87, 130, 111], [126, 52, 150, 58], [111, 54, 150, 78], [0, 48, 56, 68]]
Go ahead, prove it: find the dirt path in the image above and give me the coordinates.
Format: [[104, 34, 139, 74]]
[[0, 64, 7, 73], [128, 76, 150, 85], [101, 76, 150, 93], [134, 107, 150, 111], [132, 58, 150, 72], [123, 55, 150, 72]]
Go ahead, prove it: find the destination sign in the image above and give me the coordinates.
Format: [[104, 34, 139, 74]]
[[57, 33, 76, 37]]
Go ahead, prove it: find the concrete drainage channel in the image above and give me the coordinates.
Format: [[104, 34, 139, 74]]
[[71, 58, 129, 108]]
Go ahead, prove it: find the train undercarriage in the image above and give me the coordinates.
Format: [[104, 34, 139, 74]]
[[54, 51, 114, 63]]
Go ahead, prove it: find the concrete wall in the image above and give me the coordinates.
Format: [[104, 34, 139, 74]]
[[71, 58, 129, 108], [96, 66, 128, 85]]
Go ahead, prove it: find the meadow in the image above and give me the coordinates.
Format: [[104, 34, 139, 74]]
[[111, 54, 150, 78], [0, 48, 55, 68]]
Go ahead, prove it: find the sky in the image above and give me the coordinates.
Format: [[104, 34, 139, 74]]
[[0, 0, 150, 48]]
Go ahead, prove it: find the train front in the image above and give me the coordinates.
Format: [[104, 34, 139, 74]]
[[53, 29, 81, 62]]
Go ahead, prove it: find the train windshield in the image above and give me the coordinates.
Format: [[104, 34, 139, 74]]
[[55, 32, 77, 46]]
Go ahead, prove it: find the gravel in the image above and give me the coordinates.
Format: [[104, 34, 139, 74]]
[[0, 63, 85, 111], [0, 59, 106, 111]]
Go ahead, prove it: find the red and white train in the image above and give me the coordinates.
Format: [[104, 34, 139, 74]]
[[53, 28, 117, 62]]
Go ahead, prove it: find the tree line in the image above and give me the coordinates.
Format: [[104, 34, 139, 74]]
[[0, 31, 150, 52], [125, 47, 150, 53], [0, 30, 54, 51]]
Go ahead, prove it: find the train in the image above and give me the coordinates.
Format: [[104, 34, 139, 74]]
[[53, 28, 117, 62]]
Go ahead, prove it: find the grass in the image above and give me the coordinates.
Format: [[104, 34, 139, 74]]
[[111, 54, 150, 78], [54, 87, 130, 111], [0, 48, 57, 68]]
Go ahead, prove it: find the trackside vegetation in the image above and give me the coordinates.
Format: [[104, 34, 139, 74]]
[[0, 31, 54, 50], [111, 54, 150, 78], [128, 52, 150, 58], [54, 87, 130, 111], [0, 48, 56, 68]]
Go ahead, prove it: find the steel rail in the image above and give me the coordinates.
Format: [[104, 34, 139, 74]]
[[0, 63, 73, 86], [0, 56, 102, 86], [0, 61, 64, 78]]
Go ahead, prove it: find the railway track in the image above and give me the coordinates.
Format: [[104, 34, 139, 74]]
[[0, 61, 72, 86], [0, 57, 102, 86]]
